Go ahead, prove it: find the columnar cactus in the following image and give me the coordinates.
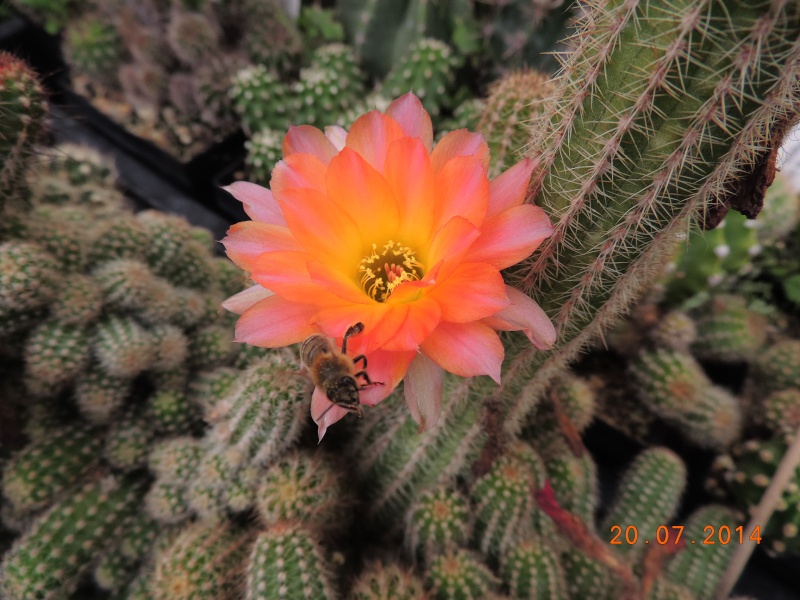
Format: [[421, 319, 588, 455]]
[[690, 294, 767, 362], [502, 0, 800, 432], [500, 538, 567, 600]]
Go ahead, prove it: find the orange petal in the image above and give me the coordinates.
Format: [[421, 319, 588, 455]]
[[482, 285, 556, 350], [427, 262, 509, 323], [270, 154, 328, 196], [235, 295, 318, 347], [356, 349, 416, 406], [487, 158, 537, 218], [427, 216, 480, 281], [420, 321, 504, 384], [433, 155, 489, 231], [223, 182, 286, 226], [463, 204, 554, 269], [326, 148, 399, 241], [276, 187, 362, 265], [249, 251, 338, 305], [223, 221, 301, 268], [283, 125, 338, 164], [385, 93, 433, 151], [404, 352, 444, 432], [221, 284, 273, 315], [382, 295, 441, 352], [430, 129, 490, 173], [310, 302, 405, 356], [345, 110, 405, 174], [384, 137, 435, 248], [306, 260, 371, 305], [312, 386, 350, 442]]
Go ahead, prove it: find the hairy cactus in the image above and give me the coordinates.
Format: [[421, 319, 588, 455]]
[[245, 522, 337, 600], [0, 53, 46, 211], [630, 349, 742, 449], [478, 70, 555, 178], [152, 520, 253, 600], [407, 486, 471, 564], [502, 0, 800, 433], [351, 561, 426, 600], [500, 538, 567, 600], [602, 448, 686, 560], [427, 550, 499, 600], [0, 475, 147, 600]]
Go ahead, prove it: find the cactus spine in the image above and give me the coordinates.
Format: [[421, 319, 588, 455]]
[[502, 0, 800, 433]]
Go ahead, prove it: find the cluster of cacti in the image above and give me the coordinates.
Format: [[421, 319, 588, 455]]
[[54, 0, 301, 158]]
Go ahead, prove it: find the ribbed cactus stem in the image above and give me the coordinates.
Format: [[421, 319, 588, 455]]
[[502, 0, 800, 434]]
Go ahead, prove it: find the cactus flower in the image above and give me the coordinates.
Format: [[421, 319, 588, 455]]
[[222, 93, 555, 440]]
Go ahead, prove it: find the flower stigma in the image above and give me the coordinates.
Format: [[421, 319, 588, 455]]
[[358, 240, 424, 302]]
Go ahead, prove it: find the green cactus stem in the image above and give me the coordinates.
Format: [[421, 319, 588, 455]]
[[407, 486, 471, 564], [501, 0, 800, 435]]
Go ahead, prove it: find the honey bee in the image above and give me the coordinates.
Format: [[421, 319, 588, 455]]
[[301, 322, 383, 421]]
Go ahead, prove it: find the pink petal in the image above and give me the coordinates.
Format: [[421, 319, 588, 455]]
[[223, 221, 301, 267], [356, 349, 416, 406], [283, 125, 338, 164], [221, 284, 273, 315], [427, 216, 480, 281], [310, 303, 405, 356], [235, 295, 318, 347], [385, 93, 433, 151], [345, 110, 405, 174], [434, 155, 489, 231], [427, 262, 509, 323], [487, 158, 537, 218], [403, 352, 444, 433], [463, 204, 554, 270], [312, 386, 350, 442], [223, 182, 287, 226], [270, 154, 328, 196], [430, 130, 490, 173], [325, 125, 347, 151], [420, 321, 504, 384], [482, 285, 556, 350], [381, 295, 441, 352], [249, 251, 340, 305]]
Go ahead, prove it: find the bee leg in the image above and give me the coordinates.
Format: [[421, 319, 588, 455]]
[[352, 355, 367, 369], [341, 322, 365, 355], [355, 371, 384, 387]]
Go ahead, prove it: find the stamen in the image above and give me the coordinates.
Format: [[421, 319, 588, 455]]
[[357, 240, 424, 302]]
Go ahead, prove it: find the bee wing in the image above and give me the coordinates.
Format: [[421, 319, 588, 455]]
[[311, 387, 350, 443]]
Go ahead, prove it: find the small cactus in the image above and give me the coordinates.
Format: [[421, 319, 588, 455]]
[[65, 16, 126, 84], [350, 561, 426, 600], [500, 538, 567, 600], [690, 295, 767, 362], [230, 65, 293, 135], [407, 486, 471, 564], [427, 550, 499, 600]]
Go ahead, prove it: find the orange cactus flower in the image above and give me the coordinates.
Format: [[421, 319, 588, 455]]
[[222, 93, 556, 440]]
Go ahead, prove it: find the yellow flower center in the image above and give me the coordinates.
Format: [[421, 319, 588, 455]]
[[358, 240, 424, 302]]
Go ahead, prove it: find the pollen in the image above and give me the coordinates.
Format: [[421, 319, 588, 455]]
[[358, 240, 424, 302]]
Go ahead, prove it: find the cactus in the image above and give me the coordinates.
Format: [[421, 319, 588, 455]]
[[2, 424, 102, 514], [0, 241, 57, 318], [427, 549, 500, 600], [407, 486, 471, 564], [500, 538, 567, 600], [630, 349, 741, 449], [0, 474, 147, 600], [245, 522, 337, 600], [601, 448, 686, 560], [166, 8, 220, 67], [50, 274, 104, 326], [545, 450, 598, 525], [648, 310, 697, 352], [65, 16, 126, 83], [437, 97, 485, 139], [690, 294, 767, 362], [293, 62, 364, 128], [718, 437, 800, 555], [255, 451, 348, 534], [105, 410, 155, 471], [379, 38, 461, 119], [561, 549, 618, 600], [94, 513, 161, 593], [298, 5, 345, 52], [230, 65, 293, 135], [350, 561, 426, 600], [765, 389, 800, 436], [477, 70, 555, 178], [23, 319, 91, 391], [152, 520, 254, 600], [241, 0, 303, 73], [665, 504, 740, 598], [502, 0, 800, 433], [748, 339, 800, 395], [93, 314, 155, 377], [351, 376, 487, 530], [0, 53, 46, 211], [245, 128, 283, 185], [74, 364, 131, 424]]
